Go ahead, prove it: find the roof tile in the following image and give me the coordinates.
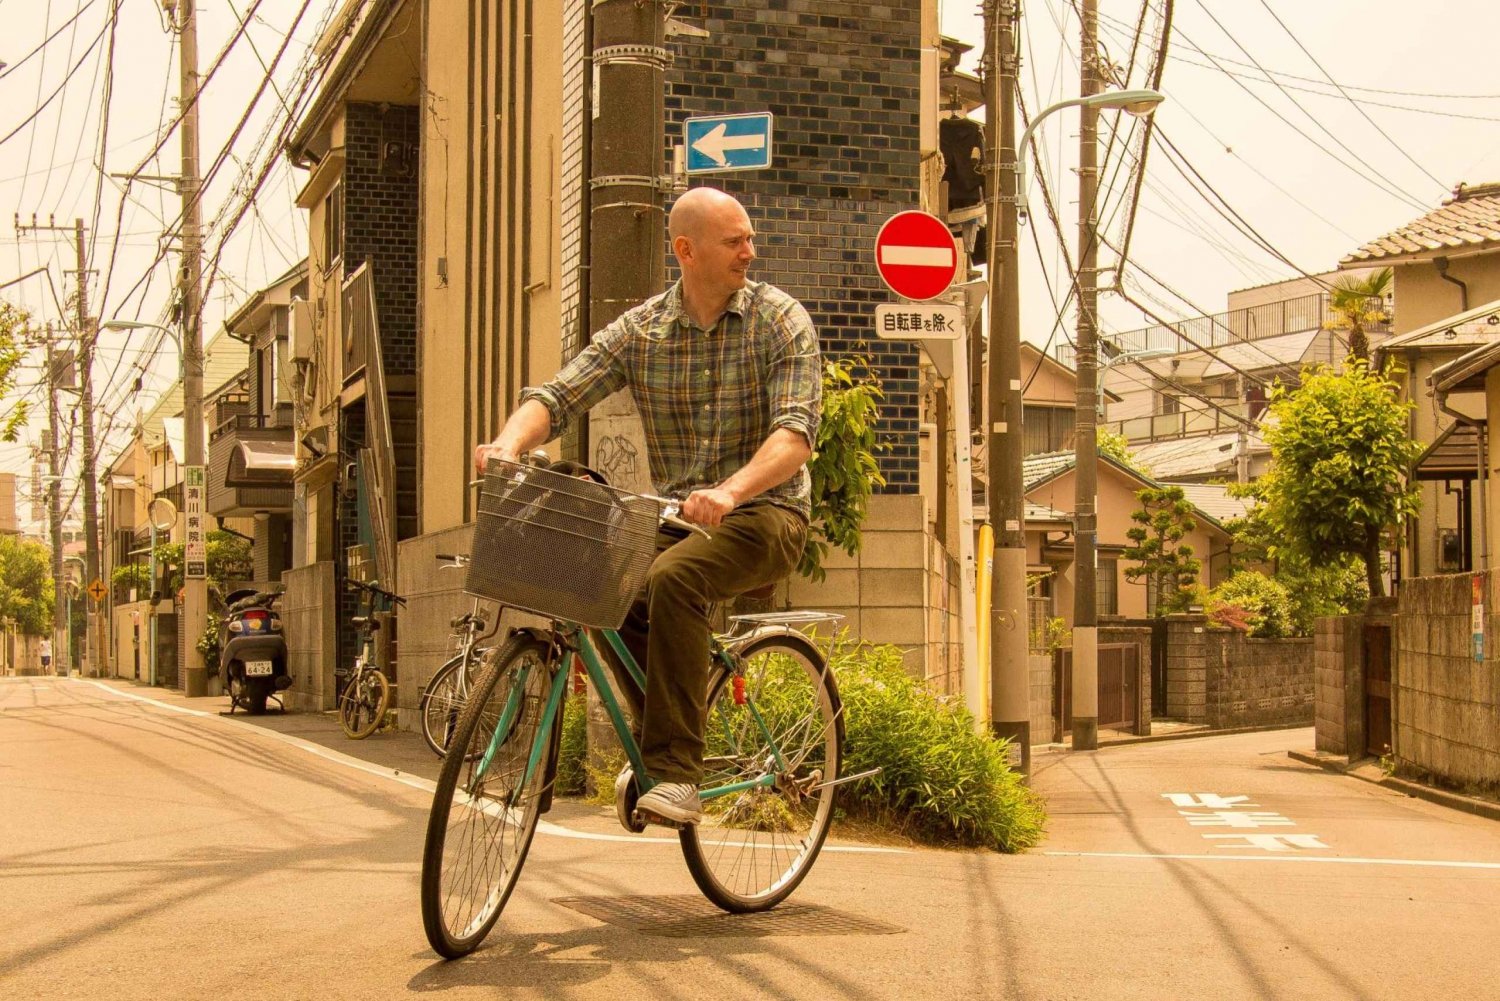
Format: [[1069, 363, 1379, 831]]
[[1343, 184, 1500, 264]]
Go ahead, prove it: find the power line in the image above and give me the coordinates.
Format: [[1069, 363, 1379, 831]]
[[1180, 1, 1435, 209], [1251, 0, 1445, 189], [0, 19, 109, 149]]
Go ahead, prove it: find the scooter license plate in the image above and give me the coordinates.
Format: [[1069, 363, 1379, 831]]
[[245, 660, 274, 677]]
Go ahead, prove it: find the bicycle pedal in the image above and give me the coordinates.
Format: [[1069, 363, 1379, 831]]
[[631, 808, 686, 832]]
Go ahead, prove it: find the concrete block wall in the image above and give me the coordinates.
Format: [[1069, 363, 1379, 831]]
[[784, 493, 931, 676], [1165, 614, 1208, 722], [1203, 632, 1314, 729], [283, 561, 337, 711], [1029, 653, 1054, 743], [1165, 614, 1313, 728], [1395, 572, 1500, 791], [1314, 615, 1364, 756]]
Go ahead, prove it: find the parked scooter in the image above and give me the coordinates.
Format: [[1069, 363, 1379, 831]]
[[219, 586, 290, 715]]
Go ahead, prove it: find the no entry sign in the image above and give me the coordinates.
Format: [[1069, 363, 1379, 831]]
[[874, 210, 959, 301]]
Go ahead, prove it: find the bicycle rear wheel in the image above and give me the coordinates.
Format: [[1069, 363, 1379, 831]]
[[680, 632, 843, 912], [338, 667, 389, 739], [419, 650, 491, 757], [421, 634, 555, 958]]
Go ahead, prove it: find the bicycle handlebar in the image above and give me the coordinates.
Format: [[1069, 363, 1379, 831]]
[[344, 577, 407, 606]]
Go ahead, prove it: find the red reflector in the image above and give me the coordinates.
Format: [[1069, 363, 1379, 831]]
[[732, 675, 746, 706]]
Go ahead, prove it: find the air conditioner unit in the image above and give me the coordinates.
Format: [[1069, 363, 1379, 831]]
[[290, 298, 314, 363]]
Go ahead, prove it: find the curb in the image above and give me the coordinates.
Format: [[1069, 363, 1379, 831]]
[[1095, 720, 1311, 749], [1287, 749, 1500, 823]]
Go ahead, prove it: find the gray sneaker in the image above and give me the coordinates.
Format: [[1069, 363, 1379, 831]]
[[635, 781, 703, 825]]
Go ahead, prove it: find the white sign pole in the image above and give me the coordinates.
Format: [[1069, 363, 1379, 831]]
[[874, 300, 982, 727], [950, 328, 983, 730]]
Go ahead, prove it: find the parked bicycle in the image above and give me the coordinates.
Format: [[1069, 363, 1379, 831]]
[[420, 457, 867, 958], [338, 577, 406, 739], [418, 552, 500, 757]]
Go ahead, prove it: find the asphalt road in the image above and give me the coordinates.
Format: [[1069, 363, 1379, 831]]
[[3, 676, 1497, 1000]]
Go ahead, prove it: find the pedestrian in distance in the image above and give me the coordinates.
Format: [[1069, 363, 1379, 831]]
[[474, 185, 822, 826], [39, 637, 52, 675]]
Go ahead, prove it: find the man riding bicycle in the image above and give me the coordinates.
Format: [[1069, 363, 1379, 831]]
[[474, 186, 821, 827]]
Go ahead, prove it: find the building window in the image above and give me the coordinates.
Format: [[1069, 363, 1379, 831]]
[[1096, 557, 1119, 617], [1023, 404, 1075, 455], [323, 184, 343, 272]]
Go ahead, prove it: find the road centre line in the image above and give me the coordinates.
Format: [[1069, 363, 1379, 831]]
[[71, 679, 904, 855], [1045, 850, 1500, 871]]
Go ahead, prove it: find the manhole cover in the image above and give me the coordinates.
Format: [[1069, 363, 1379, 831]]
[[553, 895, 904, 939]]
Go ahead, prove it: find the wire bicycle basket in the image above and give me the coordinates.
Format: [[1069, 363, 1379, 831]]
[[465, 458, 662, 628]]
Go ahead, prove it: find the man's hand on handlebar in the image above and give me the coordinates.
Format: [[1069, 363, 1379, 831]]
[[473, 441, 519, 476], [682, 486, 736, 528]]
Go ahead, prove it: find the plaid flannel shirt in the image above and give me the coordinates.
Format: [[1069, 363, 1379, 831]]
[[520, 279, 822, 518]]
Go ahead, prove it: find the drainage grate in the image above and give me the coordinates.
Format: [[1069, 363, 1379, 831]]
[[552, 895, 905, 939]]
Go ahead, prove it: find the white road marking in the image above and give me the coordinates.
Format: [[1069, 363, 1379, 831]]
[[1046, 850, 1500, 871], [878, 244, 953, 268], [69, 679, 903, 854]]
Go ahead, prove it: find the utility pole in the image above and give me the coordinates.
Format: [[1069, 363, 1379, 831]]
[[173, 0, 209, 696], [17, 216, 101, 676], [582, 0, 667, 755], [43, 324, 66, 675], [1072, 0, 1102, 750], [984, 0, 1030, 772], [72, 218, 103, 678]]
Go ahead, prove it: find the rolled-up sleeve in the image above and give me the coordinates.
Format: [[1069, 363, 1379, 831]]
[[519, 318, 631, 439], [766, 301, 821, 448]]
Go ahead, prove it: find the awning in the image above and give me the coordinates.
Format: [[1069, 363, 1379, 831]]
[[161, 416, 187, 465], [225, 439, 296, 488], [1414, 422, 1483, 481]]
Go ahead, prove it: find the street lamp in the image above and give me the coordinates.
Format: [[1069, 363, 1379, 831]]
[[984, 73, 1164, 768], [1015, 89, 1165, 220], [100, 319, 182, 373]]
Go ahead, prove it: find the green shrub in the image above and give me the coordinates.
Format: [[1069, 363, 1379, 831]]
[[830, 640, 1046, 852], [555, 689, 588, 796], [1209, 572, 1294, 638]]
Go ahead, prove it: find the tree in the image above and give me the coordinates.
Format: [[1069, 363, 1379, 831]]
[[1223, 481, 1370, 632], [0, 301, 34, 441], [1324, 267, 1392, 363], [1257, 361, 1420, 597], [136, 529, 254, 597], [799, 358, 886, 582], [0, 535, 55, 635], [1097, 427, 1152, 477], [1123, 485, 1200, 615]]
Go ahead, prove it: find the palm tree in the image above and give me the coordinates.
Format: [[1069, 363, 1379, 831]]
[[1325, 267, 1393, 363]]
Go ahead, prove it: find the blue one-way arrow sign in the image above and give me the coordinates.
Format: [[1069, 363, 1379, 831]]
[[684, 112, 774, 174]]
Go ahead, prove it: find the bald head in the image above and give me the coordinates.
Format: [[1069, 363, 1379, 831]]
[[668, 187, 744, 243], [668, 187, 757, 317]]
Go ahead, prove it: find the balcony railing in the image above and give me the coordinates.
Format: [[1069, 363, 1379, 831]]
[[1105, 401, 1254, 443], [1053, 292, 1392, 368]]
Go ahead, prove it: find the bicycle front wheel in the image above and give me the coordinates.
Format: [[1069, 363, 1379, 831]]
[[421, 634, 555, 958], [338, 667, 389, 739], [681, 632, 843, 912]]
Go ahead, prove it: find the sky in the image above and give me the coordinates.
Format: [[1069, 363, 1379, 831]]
[[5, 0, 1500, 532]]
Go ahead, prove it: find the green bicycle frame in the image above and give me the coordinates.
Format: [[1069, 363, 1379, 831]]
[[473, 625, 784, 802]]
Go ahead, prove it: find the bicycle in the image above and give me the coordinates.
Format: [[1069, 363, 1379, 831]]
[[418, 552, 500, 757], [419, 457, 866, 958], [337, 577, 406, 739]]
